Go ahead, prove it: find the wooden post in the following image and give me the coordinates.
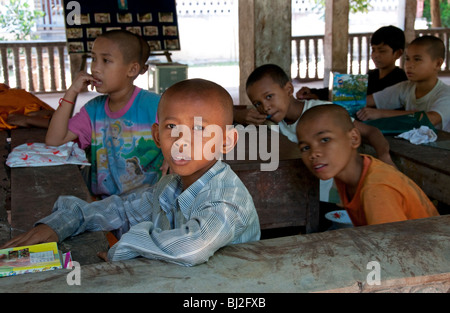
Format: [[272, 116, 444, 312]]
[[238, 0, 291, 105], [323, 0, 349, 88], [404, 0, 418, 45]]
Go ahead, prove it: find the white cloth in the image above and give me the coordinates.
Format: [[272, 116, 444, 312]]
[[6, 141, 90, 167], [396, 126, 438, 145]]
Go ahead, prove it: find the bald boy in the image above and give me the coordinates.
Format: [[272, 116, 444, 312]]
[[2, 79, 260, 266], [296, 104, 439, 226]]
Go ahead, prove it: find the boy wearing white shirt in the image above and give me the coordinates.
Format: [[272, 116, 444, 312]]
[[357, 35, 450, 132]]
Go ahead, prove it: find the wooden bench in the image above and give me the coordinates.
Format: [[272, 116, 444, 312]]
[[223, 126, 319, 233], [4, 128, 109, 265]]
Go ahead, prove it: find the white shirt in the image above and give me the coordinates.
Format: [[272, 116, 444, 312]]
[[373, 79, 450, 132]]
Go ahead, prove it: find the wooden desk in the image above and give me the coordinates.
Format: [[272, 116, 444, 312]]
[[1, 215, 448, 293], [223, 126, 319, 233], [5, 128, 108, 265], [361, 130, 450, 206]]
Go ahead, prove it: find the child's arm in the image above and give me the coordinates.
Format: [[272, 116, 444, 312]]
[[354, 120, 395, 167], [356, 107, 416, 121], [357, 108, 442, 128], [45, 71, 97, 146], [0, 224, 58, 249]]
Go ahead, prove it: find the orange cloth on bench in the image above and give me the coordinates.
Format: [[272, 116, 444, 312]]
[[0, 83, 54, 130]]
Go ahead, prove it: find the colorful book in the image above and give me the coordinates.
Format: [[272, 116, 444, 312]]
[[0, 242, 63, 278], [330, 72, 368, 117]]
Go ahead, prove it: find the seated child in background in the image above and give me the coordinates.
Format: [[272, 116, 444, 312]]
[[1, 79, 261, 266], [0, 83, 54, 129], [45, 30, 164, 198], [358, 35, 450, 132], [244, 64, 394, 202], [296, 104, 439, 226], [296, 25, 407, 100]]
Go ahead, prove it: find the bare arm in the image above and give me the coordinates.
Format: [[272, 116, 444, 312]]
[[354, 120, 395, 167], [45, 71, 96, 146]]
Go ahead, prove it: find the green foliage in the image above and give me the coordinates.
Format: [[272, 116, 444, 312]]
[[0, 0, 44, 40], [423, 0, 450, 28], [313, 0, 372, 14]]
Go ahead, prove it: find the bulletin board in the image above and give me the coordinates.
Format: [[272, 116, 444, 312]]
[[63, 0, 180, 54]]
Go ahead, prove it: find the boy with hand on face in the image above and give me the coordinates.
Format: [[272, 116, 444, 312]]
[[2, 79, 261, 266], [46, 30, 163, 198], [296, 104, 439, 226]]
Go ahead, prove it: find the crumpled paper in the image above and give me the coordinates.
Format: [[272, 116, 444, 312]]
[[6, 141, 90, 167], [396, 125, 437, 145]]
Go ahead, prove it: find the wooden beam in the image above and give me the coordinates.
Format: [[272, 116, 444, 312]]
[[324, 0, 349, 86], [238, 0, 291, 105]]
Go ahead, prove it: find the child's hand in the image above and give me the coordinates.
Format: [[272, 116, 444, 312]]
[[69, 71, 102, 94], [160, 159, 171, 176], [296, 87, 319, 100], [0, 224, 58, 249], [234, 108, 267, 125], [7, 113, 30, 127], [97, 251, 109, 262], [356, 107, 383, 121]]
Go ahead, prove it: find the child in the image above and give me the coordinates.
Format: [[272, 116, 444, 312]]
[[357, 35, 450, 132], [296, 104, 439, 226], [296, 25, 407, 100], [245, 64, 394, 202], [1, 79, 261, 266], [46, 30, 164, 198]]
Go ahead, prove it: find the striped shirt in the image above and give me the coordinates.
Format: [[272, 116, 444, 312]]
[[38, 160, 261, 266]]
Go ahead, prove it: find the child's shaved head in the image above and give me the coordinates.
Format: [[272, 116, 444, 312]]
[[98, 30, 143, 65], [159, 79, 234, 125], [298, 104, 354, 132]]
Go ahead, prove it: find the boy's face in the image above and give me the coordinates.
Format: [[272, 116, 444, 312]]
[[296, 113, 359, 181], [371, 43, 402, 71], [246, 75, 293, 123], [153, 92, 237, 188], [405, 44, 443, 82], [90, 37, 138, 93]]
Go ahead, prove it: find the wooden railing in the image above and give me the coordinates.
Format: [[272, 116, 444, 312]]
[[0, 41, 69, 93], [292, 28, 450, 82], [1, 28, 450, 94]]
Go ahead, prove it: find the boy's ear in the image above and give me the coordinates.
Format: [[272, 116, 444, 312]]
[[221, 126, 238, 154], [152, 123, 161, 148], [284, 81, 294, 96], [349, 127, 361, 149], [435, 57, 444, 70], [128, 61, 141, 77], [394, 49, 404, 60]]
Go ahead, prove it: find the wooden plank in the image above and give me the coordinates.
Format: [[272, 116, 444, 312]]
[[0, 215, 448, 293], [10, 165, 91, 236], [0, 130, 11, 243], [224, 127, 319, 233]]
